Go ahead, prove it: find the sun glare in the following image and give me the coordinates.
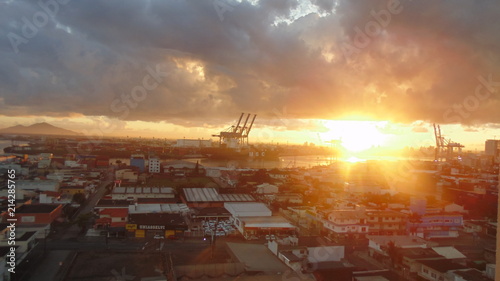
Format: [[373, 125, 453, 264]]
[[321, 120, 389, 152]]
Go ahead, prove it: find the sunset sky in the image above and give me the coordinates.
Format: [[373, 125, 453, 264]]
[[1, 0, 500, 152]]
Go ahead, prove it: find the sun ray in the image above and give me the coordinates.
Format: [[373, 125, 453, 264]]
[[320, 120, 390, 153]]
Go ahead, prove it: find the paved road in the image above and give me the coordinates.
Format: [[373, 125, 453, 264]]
[[60, 169, 113, 239], [22, 169, 114, 281], [27, 250, 72, 281]]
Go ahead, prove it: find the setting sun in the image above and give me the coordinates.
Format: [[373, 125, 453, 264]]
[[321, 120, 389, 152]]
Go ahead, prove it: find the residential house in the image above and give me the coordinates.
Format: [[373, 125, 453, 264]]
[[7, 204, 63, 225], [273, 193, 304, 205], [268, 170, 289, 181], [323, 210, 369, 243], [94, 208, 129, 237], [431, 247, 466, 265], [268, 236, 345, 273], [408, 212, 463, 239], [366, 210, 408, 235], [115, 169, 139, 183], [450, 268, 494, 281], [255, 183, 279, 194], [16, 180, 60, 192], [417, 259, 467, 281], [367, 235, 437, 261], [400, 248, 444, 275]]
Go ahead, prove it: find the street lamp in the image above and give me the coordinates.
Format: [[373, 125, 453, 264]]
[[43, 228, 50, 256]]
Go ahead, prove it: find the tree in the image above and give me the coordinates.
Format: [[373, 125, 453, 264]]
[[193, 161, 199, 176], [253, 169, 270, 184], [386, 240, 400, 268], [408, 213, 423, 236], [72, 192, 86, 205], [73, 212, 94, 233]]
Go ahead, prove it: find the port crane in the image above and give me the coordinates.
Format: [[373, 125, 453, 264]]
[[433, 123, 464, 162], [212, 113, 256, 148]]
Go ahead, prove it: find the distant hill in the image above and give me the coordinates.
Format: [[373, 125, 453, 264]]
[[0, 122, 80, 136]]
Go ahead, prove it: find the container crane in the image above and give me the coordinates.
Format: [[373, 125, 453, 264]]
[[433, 123, 464, 162], [212, 113, 257, 148]]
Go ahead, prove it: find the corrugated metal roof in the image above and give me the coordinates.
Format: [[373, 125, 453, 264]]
[[432, 247, 466, 259], [112, 186, 174, 194], [128, 203, 190, 214], [183, 188, 254, 202]]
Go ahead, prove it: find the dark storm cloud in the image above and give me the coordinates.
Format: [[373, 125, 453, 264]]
[[1, 0, 499, 127]]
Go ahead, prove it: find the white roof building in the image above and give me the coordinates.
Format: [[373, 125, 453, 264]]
[[431, 246, 466, 260], [128, 203, 190, 214], [224, 202, 272, 217], [111, 186, 175, 200], [17, 180, 60, 192], [239, 216, 296, 229], [367, 235, 437, 253], [255, 183, 279, 194], [183, 188, 254, 203]]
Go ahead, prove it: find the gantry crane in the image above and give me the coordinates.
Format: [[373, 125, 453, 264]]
[[433, 123, 464, 162], [212, 113, 256, 148]]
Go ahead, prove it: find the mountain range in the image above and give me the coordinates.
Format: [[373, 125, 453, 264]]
[[0, 122, 80, 136]]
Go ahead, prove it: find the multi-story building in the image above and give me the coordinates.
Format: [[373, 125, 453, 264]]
[[148, 157, 161, 174], [9, 204, 63, 225], [407, 213, 463, 239], [416, 259, 466, 281], [485, 139, 500, 163], [366, 210, 408, 235], [323, 210, 369, 242], [130, 154, 145, 173]]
